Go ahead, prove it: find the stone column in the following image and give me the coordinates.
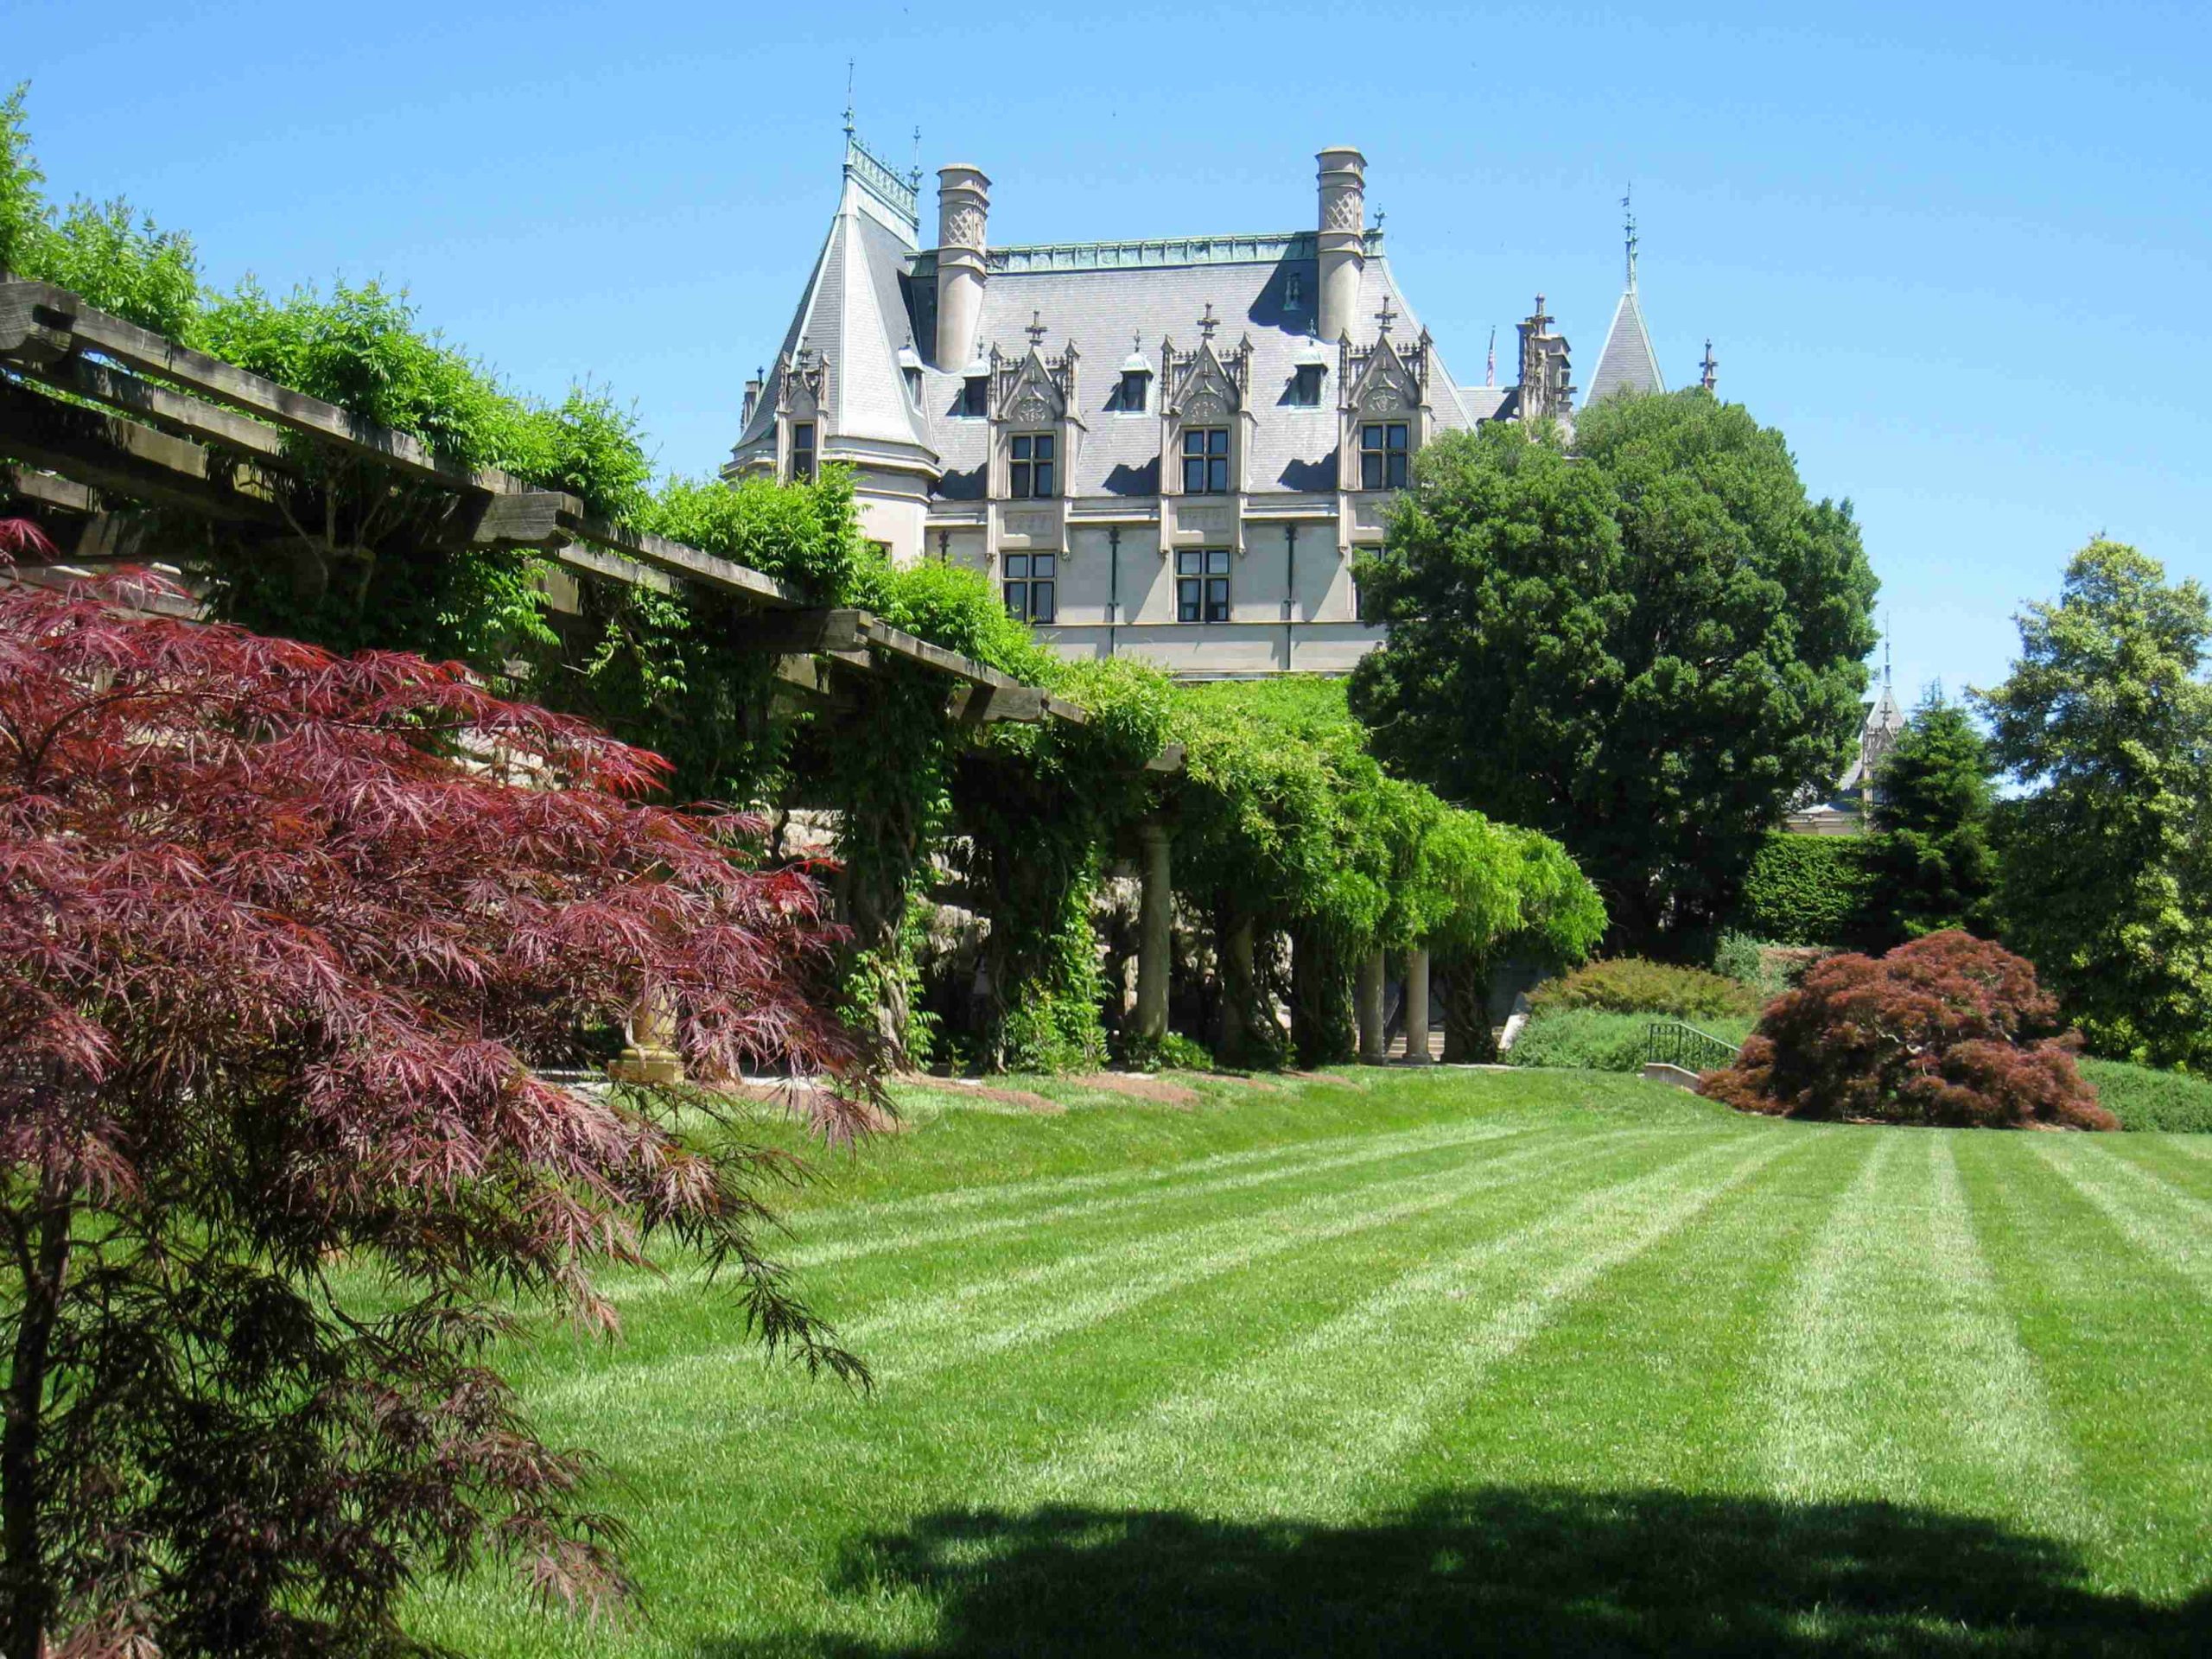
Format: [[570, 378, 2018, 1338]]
[[1403, 946, 1433, 1064], [1356, 947, 1387, 1065], [609, 992, 684, 1086], [1134, 823, 1173, 1046]]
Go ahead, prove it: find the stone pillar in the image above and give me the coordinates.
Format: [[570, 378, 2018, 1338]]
[[609, 992, 684, 1086], [1356, 946, 1387, 1065], [935, 164, 991, 370], [1403, 946, 1433, 1064], [1134, 823, 1172, 1046], [1316, 147, 1366, 345]]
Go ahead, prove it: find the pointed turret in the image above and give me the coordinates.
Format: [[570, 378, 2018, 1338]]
[[1581, 192, 1666, 408]]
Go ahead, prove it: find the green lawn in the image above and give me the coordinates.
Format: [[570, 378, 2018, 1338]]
[[412, 1068, 2212, 1656]]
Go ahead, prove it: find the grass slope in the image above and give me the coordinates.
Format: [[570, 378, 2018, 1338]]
[[410, 1069, 2211, 1656]]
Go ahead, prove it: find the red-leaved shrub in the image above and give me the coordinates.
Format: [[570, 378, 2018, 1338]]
[[1699, 930, 2114, 1129], [0, 542, 879, 1656]]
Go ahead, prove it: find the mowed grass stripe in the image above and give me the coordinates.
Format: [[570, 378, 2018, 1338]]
[[850, 1128, 1669, 1380], [782, 1118, 1546, 1271], [1021, 1128, 1790, 1519], [529, 1122, 1580, 1396], [1758, 1132, 2088, 1536], [1375, 1122, 1866, 1503], [543, 1126, 1667, 1413], [1955, 1133, 2212, 1601], [573, 1111, 1554, 1319], [2028, 1136, 2211, 1301], [791, 1101, 1519, 1230]]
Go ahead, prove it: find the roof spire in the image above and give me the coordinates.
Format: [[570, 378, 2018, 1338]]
[[1622, 185, 1638, 291], [1700, 338, 1717, 392], [842, 59, 855, 137]]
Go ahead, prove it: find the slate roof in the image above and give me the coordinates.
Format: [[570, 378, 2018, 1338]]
[[735, 177, 934, 457], [1582, 284, 1665, 406], [734, 185, 1491, 497]]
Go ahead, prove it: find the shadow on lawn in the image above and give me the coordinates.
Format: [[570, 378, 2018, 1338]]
[[700, 1486, 2208, 1657]]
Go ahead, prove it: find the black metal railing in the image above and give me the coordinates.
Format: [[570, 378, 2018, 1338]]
[[1645, 1020, 1743, 1074]]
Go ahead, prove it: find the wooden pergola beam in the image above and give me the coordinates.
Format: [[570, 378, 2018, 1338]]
[[22, 353, 293, 464], [0, 280, 1174, 763], [0, 378, 285, 525]]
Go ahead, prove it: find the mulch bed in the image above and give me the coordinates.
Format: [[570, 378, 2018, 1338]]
[[1072, 1072, 1202, 1108]]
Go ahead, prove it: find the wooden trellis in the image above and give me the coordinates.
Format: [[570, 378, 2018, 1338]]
[[0, 273, 1181, 769]]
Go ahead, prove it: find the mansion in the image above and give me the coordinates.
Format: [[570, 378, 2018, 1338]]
[[727, 134, 1688, 677]]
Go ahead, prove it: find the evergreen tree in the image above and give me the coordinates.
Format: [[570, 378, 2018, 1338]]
[[1349, 393, 1878, 951], [1867, 690, 1999, 940], [1976, 539, 2212, 1071]]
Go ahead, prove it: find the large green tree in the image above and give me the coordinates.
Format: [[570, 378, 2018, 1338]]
[[1866, 690, 1999, 941], [1976, 540, 2212, 1071], [1349, 393, 1878, 950]]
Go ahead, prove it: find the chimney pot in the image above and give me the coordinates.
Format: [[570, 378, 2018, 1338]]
[[935, 164, 991, 369], [1316, 147, 1367, 345]]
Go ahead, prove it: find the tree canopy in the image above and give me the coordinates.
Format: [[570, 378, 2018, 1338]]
[[1866, 690, 1999, 941], [1976, 539, 2212, 1071], [0, 547, 877, 1656], [1348, 392, 1878, 951]]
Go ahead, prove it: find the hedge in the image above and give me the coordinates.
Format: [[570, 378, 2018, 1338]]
[[1737, 832, 1879, 947], [2078, 1058, 2212, 1133], [1507, 1008, 1757, 1073]]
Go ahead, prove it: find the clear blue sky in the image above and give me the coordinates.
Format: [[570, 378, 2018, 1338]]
[[14, 0, 2209, 702]]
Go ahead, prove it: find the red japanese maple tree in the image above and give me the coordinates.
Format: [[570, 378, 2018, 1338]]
[[0, 532, 877, 1658], [1700, 930, 2113, 1129]]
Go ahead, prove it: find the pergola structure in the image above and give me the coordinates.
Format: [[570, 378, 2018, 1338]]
[[0, 273, 1197, 1067]]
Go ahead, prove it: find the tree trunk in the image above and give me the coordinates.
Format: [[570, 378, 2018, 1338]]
[[3, 1193, 71, 1659], [1217, 911, 1268, 1067], [1290, 925, 1356, 1069], [1439, 952, 1499, 1063]]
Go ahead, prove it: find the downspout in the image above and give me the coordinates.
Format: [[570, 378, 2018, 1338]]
[[1108, 525, 1121, 659], [1282, 522, 1298, 671]]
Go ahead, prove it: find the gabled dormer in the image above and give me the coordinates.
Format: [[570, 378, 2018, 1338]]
[[772, 345, 830, 483], [988, 325, 1082, 500], [1339, 319, 1433, 493], [1161, 310, 1255, 499]]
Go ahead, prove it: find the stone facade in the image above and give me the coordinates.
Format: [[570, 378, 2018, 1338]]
[[727, 137, 1675, 678]]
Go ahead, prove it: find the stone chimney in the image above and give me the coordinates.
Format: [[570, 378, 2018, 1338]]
[[935, 164, 991, 369], [741, 367, 764, 429], [1316, 147, 1366, 345]]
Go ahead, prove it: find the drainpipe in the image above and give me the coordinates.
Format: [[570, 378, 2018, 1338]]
[[1282, 522, 1298, 671], [1107, 525, 1121, 659]]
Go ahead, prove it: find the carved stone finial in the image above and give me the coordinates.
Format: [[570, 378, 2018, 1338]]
[[1375, 297, 1398, 336], [1026, 309, 1047, 347], [1197, 302, 1219, 342]]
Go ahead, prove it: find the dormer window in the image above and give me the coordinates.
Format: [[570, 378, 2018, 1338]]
[[1116, 369, 1149, 412], [1181, 428, 1230, 494], [1010, 433, 1055, 499], [1292, 364, 1325, 407], [962, 377, 988, 417], [903, 366, 923, 405], [1359, 422, 1408, 490], [1286, 273, 1304, 310], [790, 422, 817, 483]]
